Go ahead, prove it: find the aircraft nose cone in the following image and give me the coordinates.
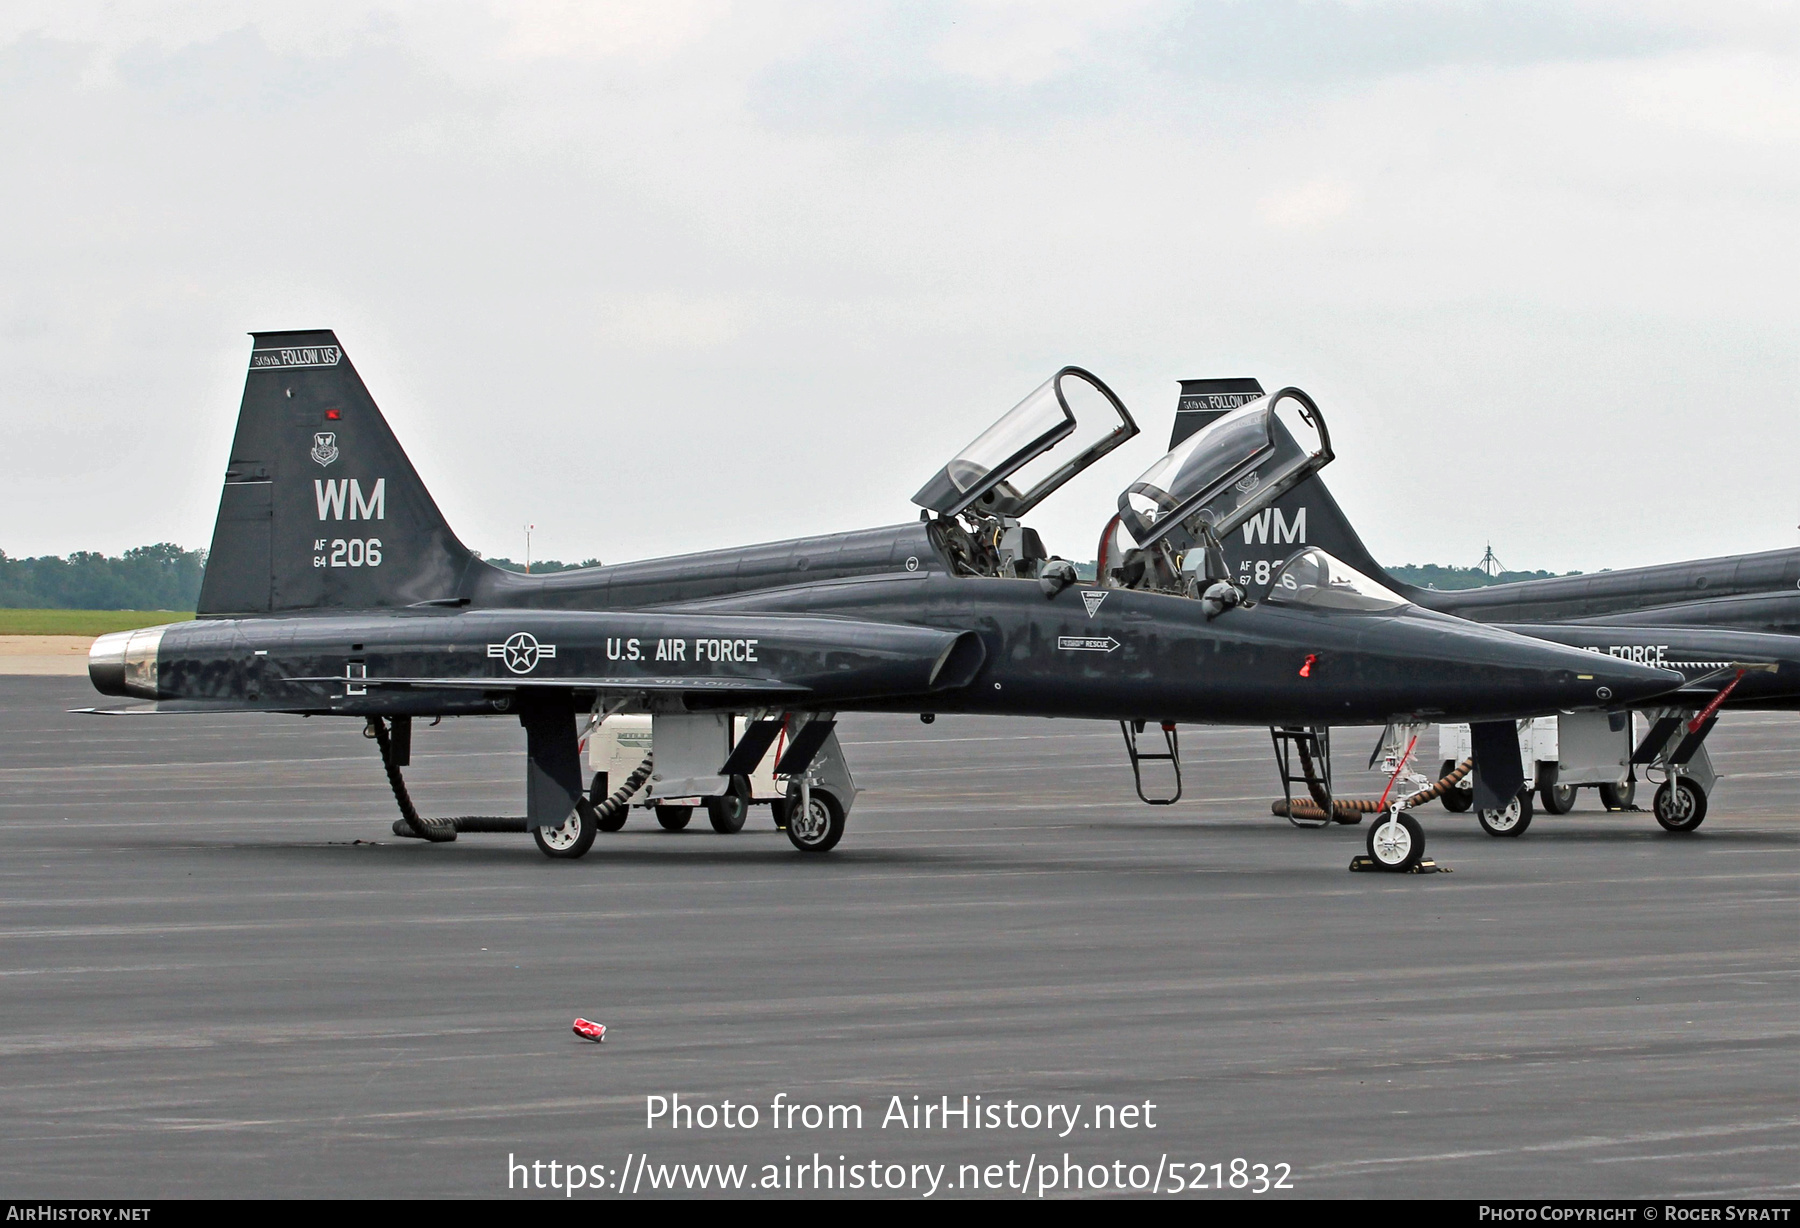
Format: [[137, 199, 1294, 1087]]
[[1367, 608, 1688, 721], [1587, 658, 1684, 706]]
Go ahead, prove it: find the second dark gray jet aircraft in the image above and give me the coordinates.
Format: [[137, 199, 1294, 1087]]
[[87, 332, 1681, 871], [1154, 378, 1799, 835]]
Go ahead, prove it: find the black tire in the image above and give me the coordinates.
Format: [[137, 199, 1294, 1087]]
[[785, 787, 846, 853], [1541, 783, 1577, 815], [655, 805, 693, 831], [1477, 790, 1533, 837], [1439, 761, 1473, 812], [768, 795, 789, 829], [1598, 780, 1636, 810], [1653, 778, 1708, 832], [533, 801, 598, 859], [706, 777, 750, 834], [1365, 812, 1424, 872]]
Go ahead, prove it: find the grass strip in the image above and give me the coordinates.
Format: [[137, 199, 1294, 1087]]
[[0, 609, 196, 636]]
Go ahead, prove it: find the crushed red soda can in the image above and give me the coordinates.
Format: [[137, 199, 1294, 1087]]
[[572, 1018, 606, 1043]]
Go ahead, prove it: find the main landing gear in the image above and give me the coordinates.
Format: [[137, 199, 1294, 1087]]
[[372, 707, 860, 860], [534, 805, 597, 859], [1476, 790, 1533, 838]]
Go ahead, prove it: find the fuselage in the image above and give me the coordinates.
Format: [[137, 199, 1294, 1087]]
[[94, 524, 1682, 727]]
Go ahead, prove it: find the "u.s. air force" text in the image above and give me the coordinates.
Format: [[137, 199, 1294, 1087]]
[[608, 638, 759, 663]]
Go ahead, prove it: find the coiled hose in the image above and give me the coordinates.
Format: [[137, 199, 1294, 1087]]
[[592, 754, 654, 829], [1272, 757, 1474, 821]]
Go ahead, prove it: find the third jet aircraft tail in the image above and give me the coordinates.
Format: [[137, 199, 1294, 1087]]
[[1173, 378, 1800, 632]]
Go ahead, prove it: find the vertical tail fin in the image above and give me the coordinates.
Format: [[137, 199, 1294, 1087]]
[[1172, 377, 1416, 599], [196, 330, 476, 615]]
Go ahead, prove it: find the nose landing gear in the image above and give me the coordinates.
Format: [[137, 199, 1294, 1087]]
[[1653, 777, 1708, 832], [1365, 810, 1425, 872]]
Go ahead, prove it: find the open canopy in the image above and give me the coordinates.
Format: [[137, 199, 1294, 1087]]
[[1117, 386, 1333, 550], [912, 367, 1138, 520]]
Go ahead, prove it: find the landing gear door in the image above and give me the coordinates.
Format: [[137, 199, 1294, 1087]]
[[912, 367, 1138, 520], [1117, 388, 1333, 552]]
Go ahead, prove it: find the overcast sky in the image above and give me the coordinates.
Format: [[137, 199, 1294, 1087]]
[[3, 1, 1796, 572]]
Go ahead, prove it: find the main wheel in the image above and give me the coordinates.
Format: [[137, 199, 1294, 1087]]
[[1541, 782, 1577, 815], [655, 805, 693, 831], [1477, 791, 1533, 837], [1366, 812, 1424, 872], [534, 801, 598, 859], [1653, 778, 1708, 832], [1598, 779, 1636, 810], [706, 777, 750, 834], [785, 787, 846, 853], [1439, 761, 1473, 812]]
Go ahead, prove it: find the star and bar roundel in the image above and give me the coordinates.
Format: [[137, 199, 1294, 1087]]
[[488, 632, 557, 674]]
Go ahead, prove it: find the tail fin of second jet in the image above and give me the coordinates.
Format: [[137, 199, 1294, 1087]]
[[196, 330, 479, 616], [1171, 377, 1418, 599]]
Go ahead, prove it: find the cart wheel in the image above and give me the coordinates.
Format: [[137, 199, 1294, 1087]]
[[1477, 791, 1533, 837], [706, 777, 750, 834], [1366, 812, 1424, 872], [1598, 780, 1636, 810], [534, 801, 597, 859], [655, 805, 693, 831], [1541, 783, 1577, 815], [785, 788, 845, 853], [1439, 760, 1473, 812], [1653, 779, 1708, 832]]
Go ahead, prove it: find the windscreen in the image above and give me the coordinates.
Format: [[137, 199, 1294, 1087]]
[[1264, 547, 1409, 611], [1120, 397, 1272, 543], [941, 376, 1070, 496], [1118, 388, 1329, 549], [913, 367, 1136, 519]]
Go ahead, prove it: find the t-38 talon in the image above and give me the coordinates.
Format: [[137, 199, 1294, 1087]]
[[85, 331, 1683, 864]]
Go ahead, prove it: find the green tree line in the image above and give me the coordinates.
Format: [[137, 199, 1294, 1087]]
[[0, 543, 1574, 610], [1387, 563, 1578, 591], [0, 544, 207, 610]]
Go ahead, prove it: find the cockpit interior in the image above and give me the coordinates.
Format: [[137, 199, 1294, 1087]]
[[912, 370, 1376, 616]]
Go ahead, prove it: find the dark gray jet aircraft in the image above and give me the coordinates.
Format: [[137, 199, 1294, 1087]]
[[1153, 378, 1799, 836], [85, 332, 1681, 871]]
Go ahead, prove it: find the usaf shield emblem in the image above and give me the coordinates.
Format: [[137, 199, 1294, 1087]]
[[311, 432, 339, 468]]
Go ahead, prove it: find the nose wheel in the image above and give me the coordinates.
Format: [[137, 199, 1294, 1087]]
[[1653, 778, 1708, 832], [1366, 811, 1425, 872], [784, 785, 846, 852]]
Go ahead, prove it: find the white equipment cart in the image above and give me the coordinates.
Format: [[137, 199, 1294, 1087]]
[[1436, 711, 1639, 835], [585, 714, 812, 834]]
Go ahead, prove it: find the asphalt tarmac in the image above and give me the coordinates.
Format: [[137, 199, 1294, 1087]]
[[0, 675, 1794, 1199]]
